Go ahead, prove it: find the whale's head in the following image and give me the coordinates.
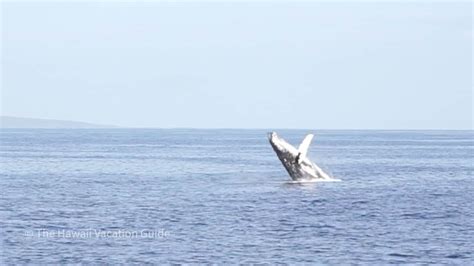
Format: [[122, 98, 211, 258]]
[[268, 131, 292, 156], [267, 131, 278, 142], [268, 132, 282, 150]]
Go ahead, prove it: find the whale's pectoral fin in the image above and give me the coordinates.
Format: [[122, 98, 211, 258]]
[[297, 134, 314, 163]]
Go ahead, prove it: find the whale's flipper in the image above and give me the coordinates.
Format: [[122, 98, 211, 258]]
[[297, 134, 314, 163]]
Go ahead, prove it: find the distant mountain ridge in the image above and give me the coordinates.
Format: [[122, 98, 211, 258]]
[[0, 116, 118, 128]]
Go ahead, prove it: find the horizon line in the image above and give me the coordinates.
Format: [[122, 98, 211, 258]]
[[0, 115, 472, 131], [1, 127, 472, 131]]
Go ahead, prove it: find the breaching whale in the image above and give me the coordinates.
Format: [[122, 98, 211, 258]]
[[268, 132, 332, 181]]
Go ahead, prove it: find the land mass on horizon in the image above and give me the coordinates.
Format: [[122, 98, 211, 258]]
[[0, 116, 118, 128]]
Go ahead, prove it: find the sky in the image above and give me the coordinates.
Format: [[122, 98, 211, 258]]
[[1, 1, 472, 129]]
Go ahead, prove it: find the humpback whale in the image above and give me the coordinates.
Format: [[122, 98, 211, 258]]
[[268, 132, 332, 181]]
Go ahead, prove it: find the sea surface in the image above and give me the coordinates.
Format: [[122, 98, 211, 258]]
[[1, 129, 473, 264]]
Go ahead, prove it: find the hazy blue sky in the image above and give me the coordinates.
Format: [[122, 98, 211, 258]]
[[1, 1, 472, 129]]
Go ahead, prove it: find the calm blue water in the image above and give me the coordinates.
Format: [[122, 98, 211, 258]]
[[1, 129, 473, 264]]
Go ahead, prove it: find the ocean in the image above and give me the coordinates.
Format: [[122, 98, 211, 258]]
[[1, 129, 472, 264]]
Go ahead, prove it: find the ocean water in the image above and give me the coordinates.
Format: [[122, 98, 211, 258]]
[[1, 129, 472, 264]]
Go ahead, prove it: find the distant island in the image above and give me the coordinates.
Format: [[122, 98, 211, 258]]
[[0, 116, 118, 128]]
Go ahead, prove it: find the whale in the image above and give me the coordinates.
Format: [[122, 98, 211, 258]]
[[268, 132, 332, 181]]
